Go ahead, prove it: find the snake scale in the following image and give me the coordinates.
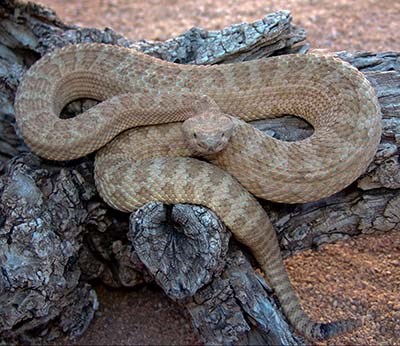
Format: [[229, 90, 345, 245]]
[[14, 43, 381, 340]]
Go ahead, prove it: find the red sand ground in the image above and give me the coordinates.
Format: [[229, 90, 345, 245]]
[[38, 0, 400, 52], [37, 1, 400, 344]]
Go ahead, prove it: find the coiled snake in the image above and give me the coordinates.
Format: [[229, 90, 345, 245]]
[[14, 43, 381, 340]]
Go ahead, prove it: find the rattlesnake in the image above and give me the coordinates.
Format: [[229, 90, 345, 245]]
[[14, 43, 381, 340]]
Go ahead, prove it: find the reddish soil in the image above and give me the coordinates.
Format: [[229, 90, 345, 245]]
[[68, 284, 201, 345], [289, 232, 400, 346], [37, 1, 399, 345], [37, 0, 400, 52]]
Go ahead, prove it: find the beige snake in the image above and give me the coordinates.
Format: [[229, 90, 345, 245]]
[[14, 43, 381, 340]]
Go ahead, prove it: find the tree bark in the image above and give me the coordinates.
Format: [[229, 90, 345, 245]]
[[0, 0, 398, 344]]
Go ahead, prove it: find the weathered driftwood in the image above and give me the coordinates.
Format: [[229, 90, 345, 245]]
[[0, 0, 399, 344]]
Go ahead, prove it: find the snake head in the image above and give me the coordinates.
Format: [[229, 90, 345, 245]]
[[182, 112, 235, 155]]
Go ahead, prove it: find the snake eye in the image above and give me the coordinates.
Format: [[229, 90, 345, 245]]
[[221, 132, 225, 138], [193, 132, 197, 138]]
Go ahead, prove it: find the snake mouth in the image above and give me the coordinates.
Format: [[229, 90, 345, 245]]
[[197, 142, 216, 153], [196, 140, 229, 154]]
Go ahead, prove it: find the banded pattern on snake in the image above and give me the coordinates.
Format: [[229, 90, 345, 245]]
[[14, 43, 381, 340]]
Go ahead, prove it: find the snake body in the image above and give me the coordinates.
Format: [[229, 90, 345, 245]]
[[14, 43, 381, 340]]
